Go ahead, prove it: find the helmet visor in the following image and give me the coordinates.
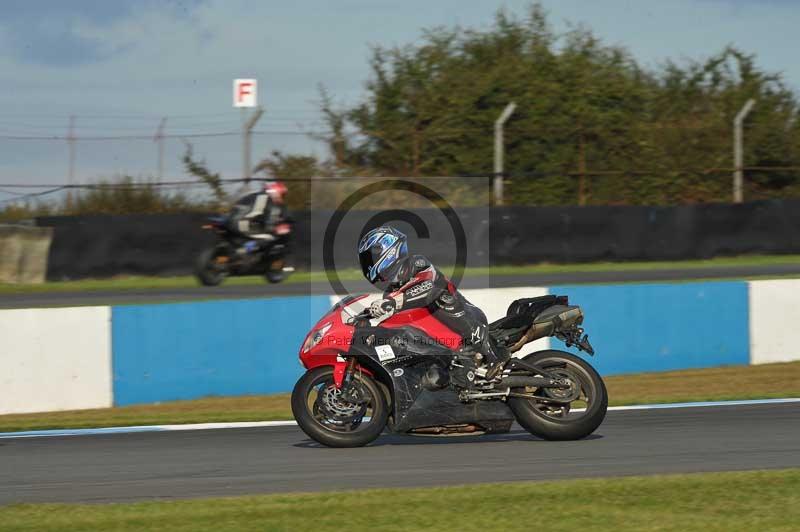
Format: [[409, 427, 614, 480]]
[[358, 233, 400, 282]]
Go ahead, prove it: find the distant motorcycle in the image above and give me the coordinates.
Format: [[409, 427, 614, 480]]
[[292, 293, 607, 447], [194, 215, 294, 286]]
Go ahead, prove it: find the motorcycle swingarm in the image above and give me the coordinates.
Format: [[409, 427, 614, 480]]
[[461, 390, 573, 405], [506, 357, 566, 378], [499, 375, 572, 389]]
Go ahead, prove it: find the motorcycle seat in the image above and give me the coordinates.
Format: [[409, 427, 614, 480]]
[[489, 295, 583, 349], [488, 295, 559, 331]]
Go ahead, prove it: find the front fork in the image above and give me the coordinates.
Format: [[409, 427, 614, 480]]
[[333, 357, 357, 389], [334, 357, 368, 404]]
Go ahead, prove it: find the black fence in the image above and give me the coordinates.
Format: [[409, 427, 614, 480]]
[[37, 213, 217, 280], [491, 200, 800, 264], [37, 199, 800, 280]]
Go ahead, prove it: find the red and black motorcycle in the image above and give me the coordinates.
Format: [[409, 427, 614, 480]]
[[292, 293, 607, 447]]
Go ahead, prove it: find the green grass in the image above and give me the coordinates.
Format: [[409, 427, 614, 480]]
[[0, 394, 293, 433], [2, 254, 800, 295], [2, 469, 798, 531], [1, 361, 798, 433], [0, 270, 350, 294]]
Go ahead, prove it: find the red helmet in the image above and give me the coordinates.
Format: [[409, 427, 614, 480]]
[[264, 180, 287, 204]]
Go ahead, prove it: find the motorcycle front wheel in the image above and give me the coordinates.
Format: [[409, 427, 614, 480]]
[[291, 366, 388, 448], [194, 246, 229, 286], [507, 350, 607, 441]]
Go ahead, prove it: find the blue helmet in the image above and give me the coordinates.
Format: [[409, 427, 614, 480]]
[[358, 226, 408, 283]]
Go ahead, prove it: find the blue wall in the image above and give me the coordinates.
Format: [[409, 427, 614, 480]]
[[108, 281, 752, 406], [112, 296, 331, 406], [550, 282, 750, 375]]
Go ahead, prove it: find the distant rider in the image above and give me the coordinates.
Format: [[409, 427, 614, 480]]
[[229, 180, 290, 253], [357, 225, 510, 380]]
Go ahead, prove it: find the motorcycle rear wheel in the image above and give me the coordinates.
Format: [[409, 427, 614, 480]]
[[195, 247, 228, 286], [291, 366, 388, 448], [508, 350, 607, 441], [264, 255, 291, 284]]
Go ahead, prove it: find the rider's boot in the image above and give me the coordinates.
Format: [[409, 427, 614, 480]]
[[477, 336, 511, 381]]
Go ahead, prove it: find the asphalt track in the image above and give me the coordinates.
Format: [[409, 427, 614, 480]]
[[3, 263, 800, 309], [1, 402, 798, 504]]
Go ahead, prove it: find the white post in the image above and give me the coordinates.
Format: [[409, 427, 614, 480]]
[[494, 102, 516, 206], [154, 117, 167, 180], [67, 116, 76, 187], [242, 106, 264, 187], [733, 98, 756, 204]]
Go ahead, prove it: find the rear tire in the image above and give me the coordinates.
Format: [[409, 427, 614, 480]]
[[508, 350, 607, 441], [195, 247, 228, 287], [265, 270, 285, 284], [264, 260, 287, 284], [264, 250, 292, 284], [292, 366, 388, 448]]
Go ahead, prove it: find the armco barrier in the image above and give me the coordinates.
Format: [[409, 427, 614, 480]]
[[1, 280, 799, 414], [111, 296, 331, 406], [550, 282, 750, 375], [749, 279, 800, 364], [0, 306, 112, 414]]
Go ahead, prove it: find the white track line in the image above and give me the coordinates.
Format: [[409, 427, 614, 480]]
[[1, 398, 797, 440], [606, 397, 800, 410]]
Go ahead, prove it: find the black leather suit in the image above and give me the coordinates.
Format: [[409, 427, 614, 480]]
[[383, 255, 502, 362]]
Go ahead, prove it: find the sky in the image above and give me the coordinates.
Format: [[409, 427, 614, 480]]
[[1, 0, 799, 201]]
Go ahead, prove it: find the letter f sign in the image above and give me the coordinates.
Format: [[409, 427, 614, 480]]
[[234, 79, 257, 107]]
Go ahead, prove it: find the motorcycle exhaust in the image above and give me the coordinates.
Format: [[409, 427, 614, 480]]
[[508, 305, 583, 353], [509, 322, 553, 353], [410, 424, 483, 435]]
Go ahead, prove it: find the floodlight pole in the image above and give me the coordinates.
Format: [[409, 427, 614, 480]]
[[733, 98, 756, 204], [494, 102, 517, 206]]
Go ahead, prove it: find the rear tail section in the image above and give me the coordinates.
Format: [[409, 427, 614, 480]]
[[489, 295, 593, 355]]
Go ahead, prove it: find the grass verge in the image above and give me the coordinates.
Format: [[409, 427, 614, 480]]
[[2, 469, 799, 531], [2, 254, 800, 295], [0, 361, 798, 433]]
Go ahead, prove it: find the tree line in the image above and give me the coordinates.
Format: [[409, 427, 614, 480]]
[[307, 3, 800, 206]]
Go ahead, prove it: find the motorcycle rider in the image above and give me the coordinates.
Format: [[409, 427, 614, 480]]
[[358, 225, 510, 380], [229, 180, 290, 253]]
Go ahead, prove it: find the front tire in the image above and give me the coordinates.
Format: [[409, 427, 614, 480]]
[[508, 350, 607, 441], [291, 366, 388, 448]]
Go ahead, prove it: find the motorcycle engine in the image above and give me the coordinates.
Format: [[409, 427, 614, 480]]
[[421, 364, 450, 390], [448, 355, 478, 389]]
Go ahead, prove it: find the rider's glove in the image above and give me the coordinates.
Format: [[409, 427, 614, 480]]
[[369, 298, 397, 319]]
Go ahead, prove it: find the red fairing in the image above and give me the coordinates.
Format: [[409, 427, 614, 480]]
[[298, 297, 358, 370], [298, 296, 377, 387], [298, 295, 462, 386]]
